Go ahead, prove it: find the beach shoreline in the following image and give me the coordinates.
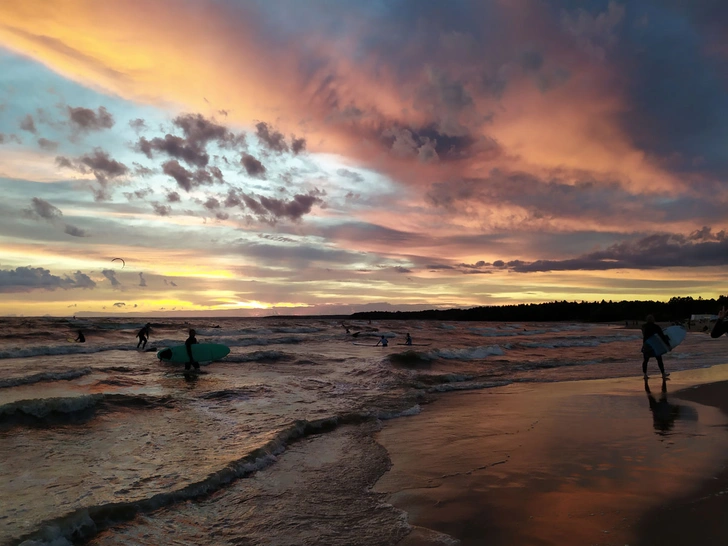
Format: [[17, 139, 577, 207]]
[[375, 365, 728, 546]]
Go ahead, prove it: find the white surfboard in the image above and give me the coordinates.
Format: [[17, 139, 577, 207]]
[[646, 325, 687, 356]]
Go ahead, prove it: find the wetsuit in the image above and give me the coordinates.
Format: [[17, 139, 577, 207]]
[[641, 322, 670, 376], [184, 334, 199, 370], [75, 332, 85, 343], [711, 318, 728, 338], [136, 326, 150, 349]]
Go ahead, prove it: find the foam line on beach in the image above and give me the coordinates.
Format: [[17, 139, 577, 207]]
[[0, 368, 93, 389], [0, 393, 176, 426], [12, 406, 422, 546]]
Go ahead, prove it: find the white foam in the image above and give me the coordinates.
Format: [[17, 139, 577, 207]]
[[430, 345, 504, 360]]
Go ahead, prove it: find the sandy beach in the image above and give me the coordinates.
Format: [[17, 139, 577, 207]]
[[375, 365, 728, 546]]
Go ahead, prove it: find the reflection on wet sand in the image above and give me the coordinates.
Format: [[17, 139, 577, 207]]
[[376, 373, 728, 546]]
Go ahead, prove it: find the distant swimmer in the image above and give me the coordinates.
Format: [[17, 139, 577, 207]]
[[75, 330, 85, 343], [404, 333, 412, 346], [641, 315, 670, 380], [710, 306, 728, 338], [136, 323, 151, 349], [184, 328, 199, 371], [376, 335, 388, 347]]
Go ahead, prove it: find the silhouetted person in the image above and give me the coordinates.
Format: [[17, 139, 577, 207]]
[[75, 330, 85, 343], [644, 377, 679, 435], [136, 323, 151, 349], [711, 306, 728, 338], [376, 335, 388, 347], [184, 328, 199, 371], [405, 333, 412, 345], [641, 315, 670, 379]]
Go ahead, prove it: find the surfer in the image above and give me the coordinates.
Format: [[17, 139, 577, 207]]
[[641, 315, 670, 379], [75, 330, 85, 343], [404, 333, 412, 345], [136, 323, 151, 349], [184, 328, 200, 371], [376, 335, 388, 347], [710, 306, 728, 338]]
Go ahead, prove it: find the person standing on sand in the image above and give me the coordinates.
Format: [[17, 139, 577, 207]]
[[710, 306, 728, 338], [641, 315, 670, 379], [184, 328, 200, 371], [136, 323, 151, 349]]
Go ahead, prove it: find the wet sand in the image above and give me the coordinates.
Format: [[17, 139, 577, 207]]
[[375, 365, 728, 545]]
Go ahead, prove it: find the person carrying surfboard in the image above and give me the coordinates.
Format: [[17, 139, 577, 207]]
[[184, 329, 200, 371], [641, 315, 670, 379]]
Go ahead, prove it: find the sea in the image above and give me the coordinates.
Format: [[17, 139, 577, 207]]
[[0, 316, 725, 546]]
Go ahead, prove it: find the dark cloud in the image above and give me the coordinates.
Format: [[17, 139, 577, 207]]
[[102, 269, 121, 287], [19, 114, 37, 134], [123, 188, 153, 201], [393, 266, 412, 273], [501, 228, 728, 273], [137, 135, 210, 168], [0, 267, 96, 292], [68, 106, 115, 131], [167, 191, 181, 202], [241, 153, 266, 177], [291, 136, 306, 154], [55, 156, 74, 169], [224, 189, 242, 208], [152, 203, 172, 216], [255, 121, 288, 153], [24, 197, 62, 221], [37, 138, 58, 151], [203, 197, 220, 210], [161, 160, 220, 192], [337, 169, 364, 183], [113, 302, 126, 307], [64, 224, 89, 237], [79, 149, 129, 182], [129, 118, 147, 131], [256, 193, 324, 222], [138, 272, 146, 287]]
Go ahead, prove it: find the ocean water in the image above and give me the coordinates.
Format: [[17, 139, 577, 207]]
[[0, 317, 724, 546]]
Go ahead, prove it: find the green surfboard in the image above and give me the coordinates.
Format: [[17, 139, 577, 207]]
[[156, 343, 230, 363]]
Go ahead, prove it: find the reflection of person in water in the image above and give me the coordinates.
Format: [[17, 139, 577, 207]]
[[644, 377, 680, 435]]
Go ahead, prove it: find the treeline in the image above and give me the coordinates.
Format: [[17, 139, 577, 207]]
[[350, 296, 728, 323]]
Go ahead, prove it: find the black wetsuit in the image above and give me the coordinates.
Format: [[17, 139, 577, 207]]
[[76, 332, 85, 343], [711, 319, 728, 338], [641, 322, 670, 376], [136, 326, 150, 349], [184, 334, 199, 370]]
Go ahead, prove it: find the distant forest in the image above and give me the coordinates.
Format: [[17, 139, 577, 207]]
[[350, 296, 728, 323]]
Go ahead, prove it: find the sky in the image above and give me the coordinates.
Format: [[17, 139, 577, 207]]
[[1, 0, 727, 317]]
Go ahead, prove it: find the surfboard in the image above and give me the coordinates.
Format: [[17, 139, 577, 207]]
[[396, 343, 432, 346], [645, 326, 687, 357], [157, 343, 230, 363], [66, 338, 76, 343], [352, 342, 386, 347]]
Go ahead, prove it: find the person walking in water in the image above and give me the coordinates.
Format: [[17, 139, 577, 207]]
[[136, 323, 151, 349], [641, 315, 670, 379], [404, 333, 412, 345], [184, 328, 200, 371], [75, 330, 85, 343], [376, 335, 388, 347]]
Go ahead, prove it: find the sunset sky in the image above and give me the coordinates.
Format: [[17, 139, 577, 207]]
[[1, 0, 727, 316]]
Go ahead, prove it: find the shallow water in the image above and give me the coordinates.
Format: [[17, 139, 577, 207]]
[[0, 317, 722, 545]]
